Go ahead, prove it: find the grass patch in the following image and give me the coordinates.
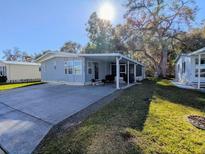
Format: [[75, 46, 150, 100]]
[[35, 80, 205, 154], [0, 82, 43, 91]]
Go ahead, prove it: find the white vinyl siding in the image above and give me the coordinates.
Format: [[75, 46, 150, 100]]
[[6, 64, 41, 82], [41, 57, 84, 84]]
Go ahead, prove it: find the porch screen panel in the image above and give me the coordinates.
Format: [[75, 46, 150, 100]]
[[111, 64, 126, 77], [136, 65, 142, 76], [111, 64, 116, 76], [195, 57, 205, 65], [120, 64, 126, 77], [195, 69, 205, 77]]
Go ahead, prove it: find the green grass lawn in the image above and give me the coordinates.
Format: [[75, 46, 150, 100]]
[[0, 82, 43, 91], [35, 80, 205, 154]]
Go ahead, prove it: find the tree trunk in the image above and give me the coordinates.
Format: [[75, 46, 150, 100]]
[[155, 65, 161, 77], [160, 47, 168, 78]]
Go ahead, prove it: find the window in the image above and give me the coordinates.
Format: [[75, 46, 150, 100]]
[[39, 67, 41, 72], [64, 61, 67, 66], [202, 69, 205, 77], [111, 64, 116, 76], [130, 67, 134, 74], [88, 62, 93, 75], [195, 69, 205, 77], [74, 60, 82, 75], [64, 60, 73, 74], [202, 59, 205, 64], [120, 64, 126, 77], [136, 65, 142, 76], [4, 66, 6, 75], [195, 58, 198, 65], [120, 65, 126, 73], [54, 61, 56, 69], [182, 62, 186, 73], [65, 68, 68, 74], [64, 60, 82, 75], [195, 57, 205, 65], [64, 58, 68, 66], [67, 61, 73, 74]]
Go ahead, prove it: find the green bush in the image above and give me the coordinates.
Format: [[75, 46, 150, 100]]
[[0, 76, 7, 83]]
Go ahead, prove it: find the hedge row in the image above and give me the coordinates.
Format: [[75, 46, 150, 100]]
[[0, 76, 7, 83]]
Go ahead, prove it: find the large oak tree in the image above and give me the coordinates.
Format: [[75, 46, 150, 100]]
[[125, 0, 197, 77]]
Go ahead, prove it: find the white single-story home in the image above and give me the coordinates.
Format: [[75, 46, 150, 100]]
[[175, 47, 205, 89], [0, 61, 41, 83], [35, 52, 145, 89]]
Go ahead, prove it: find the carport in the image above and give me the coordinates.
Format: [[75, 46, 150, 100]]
[[82, 53, 145, 89]]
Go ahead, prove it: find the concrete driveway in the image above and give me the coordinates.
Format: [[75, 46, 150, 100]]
[[0, 83, 116, 154]]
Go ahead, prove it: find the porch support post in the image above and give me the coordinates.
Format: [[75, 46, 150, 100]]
[[198, 54, 201, 89], [116, 57, 120, 89], [134, 64, 136, 82], [127, 61, 130, 85]]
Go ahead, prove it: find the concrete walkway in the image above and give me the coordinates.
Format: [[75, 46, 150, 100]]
[[0, 83, 116, 154], [171, 81, 196, 89]]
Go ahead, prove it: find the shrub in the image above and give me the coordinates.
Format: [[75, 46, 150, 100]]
[[0, 76, 7, 83]]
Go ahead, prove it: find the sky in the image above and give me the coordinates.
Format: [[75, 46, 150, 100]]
[[0, 0, 205, 59]]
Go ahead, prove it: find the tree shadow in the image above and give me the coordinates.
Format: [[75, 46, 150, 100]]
[[123, 80, 154, 131], [156, 82, 205, 112]]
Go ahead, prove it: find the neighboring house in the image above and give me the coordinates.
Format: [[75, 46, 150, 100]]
[[0, 61, 41, 83], [175, 47, 205, 89], [35, 52, 145, 89]]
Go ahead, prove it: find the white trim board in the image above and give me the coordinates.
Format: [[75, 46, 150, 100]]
[[35, 52, 144, 66]]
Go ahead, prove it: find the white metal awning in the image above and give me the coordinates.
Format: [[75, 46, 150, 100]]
[[188, 47, 205, 56], [35, 52, 144, 66]]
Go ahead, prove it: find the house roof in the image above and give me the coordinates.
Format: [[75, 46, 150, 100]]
[[188, 47, 205, 56], [0, 60, 40, 66], [35, 52, 144, 66], [175, 54, 188, 63], [175, 47, 205, 63]]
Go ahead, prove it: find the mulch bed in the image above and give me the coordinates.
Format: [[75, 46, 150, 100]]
[[187, 115, 205, 130]]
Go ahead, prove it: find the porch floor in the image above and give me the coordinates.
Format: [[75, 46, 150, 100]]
[[102, 82, 142, 89]]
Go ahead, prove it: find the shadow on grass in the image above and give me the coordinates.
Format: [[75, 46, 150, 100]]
[[156, 82, 205, 112], [33, 80, 154, 154], [91, 79, 155, 131]]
